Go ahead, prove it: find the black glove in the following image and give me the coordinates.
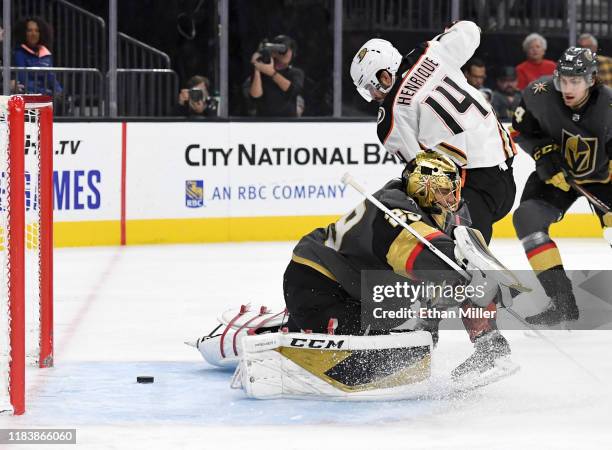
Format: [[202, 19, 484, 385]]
[[533, 142, 563, 182]]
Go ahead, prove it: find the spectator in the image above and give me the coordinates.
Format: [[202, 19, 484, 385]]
[[248, 34, 304, 117], [577, 32, 612, 87], [12, 17, 62, 96], [463, 57, 487, 89], [491, 66, 521, 121], [176, 75, 218, 118], [515, 33, 556, 90]]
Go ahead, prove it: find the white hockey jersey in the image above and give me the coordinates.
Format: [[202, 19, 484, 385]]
[[376, 21, 516, 169]]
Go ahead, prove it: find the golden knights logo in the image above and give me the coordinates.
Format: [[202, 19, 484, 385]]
[[357, 47, 368, 62], [562, 129, 598, 177]]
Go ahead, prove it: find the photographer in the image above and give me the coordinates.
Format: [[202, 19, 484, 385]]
[[176, 75, 218, 118], [248, 35, 304, 117]]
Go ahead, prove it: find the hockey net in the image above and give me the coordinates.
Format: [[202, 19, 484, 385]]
[[0, 96, 53, 415]]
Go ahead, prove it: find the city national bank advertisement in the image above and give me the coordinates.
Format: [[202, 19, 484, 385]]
[[51, 122, 601, 246]]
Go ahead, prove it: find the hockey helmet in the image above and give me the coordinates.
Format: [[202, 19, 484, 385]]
[[350, 38, 402, 102], [403, 151, 461, 214], [553, 47, 598, 90]]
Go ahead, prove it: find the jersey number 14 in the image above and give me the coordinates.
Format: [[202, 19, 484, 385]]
[[423, 76, 489, 134]]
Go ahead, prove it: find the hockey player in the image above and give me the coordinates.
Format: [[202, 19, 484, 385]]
[[284, 151, 513, 380], [512, 47, 612, 326], [350, 21, 517, 245]]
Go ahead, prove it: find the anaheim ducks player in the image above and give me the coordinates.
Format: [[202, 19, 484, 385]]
[[285, 151, 514, 381], [350, 21, 517, 244], [512, 47, 612, 326]]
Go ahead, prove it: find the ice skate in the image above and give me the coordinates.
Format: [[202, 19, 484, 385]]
[[525, 292, 579, 326], [451, 331, 518, 388]]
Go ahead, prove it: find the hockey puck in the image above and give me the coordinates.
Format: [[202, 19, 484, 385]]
[[137, 376, 154, 384]]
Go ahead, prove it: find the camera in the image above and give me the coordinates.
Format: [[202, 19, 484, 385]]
[[188, 88, 204, 102], [256, 39, 288, 64]]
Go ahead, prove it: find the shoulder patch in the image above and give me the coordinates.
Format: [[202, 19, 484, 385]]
[[377, 97, 394, 144], [531, 81, 549, 94], [377, 106, 386, 124]]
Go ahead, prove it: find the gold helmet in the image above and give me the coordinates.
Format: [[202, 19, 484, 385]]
[[403, 151, 461, 213]]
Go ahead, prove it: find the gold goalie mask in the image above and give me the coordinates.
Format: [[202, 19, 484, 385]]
[[403, 151, 464, 229]]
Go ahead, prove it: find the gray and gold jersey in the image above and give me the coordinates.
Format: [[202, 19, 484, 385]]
[[513, 76, 612, 183]]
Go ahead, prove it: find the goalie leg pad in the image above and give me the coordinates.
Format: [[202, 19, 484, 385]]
[[234, 331, 433, 400], [190, 305, 287, 368], [453, 225, 530, 295]]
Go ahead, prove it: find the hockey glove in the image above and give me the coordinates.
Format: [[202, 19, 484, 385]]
[[533, 142, 561, 179], [604, 212, 612, 227], [545, 172, 571, 192], [533, 143, 569, 190]]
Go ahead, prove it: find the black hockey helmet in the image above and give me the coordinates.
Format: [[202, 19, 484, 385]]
[[553, 47, 597, 90]]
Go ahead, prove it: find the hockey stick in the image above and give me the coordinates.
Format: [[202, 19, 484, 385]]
[[342, 172, 605, 383], [567, 180, 612, 246], [567, 180, 610, 214]]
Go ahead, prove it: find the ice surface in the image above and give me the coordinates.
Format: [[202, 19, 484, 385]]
[[1, 238, 611, 449]]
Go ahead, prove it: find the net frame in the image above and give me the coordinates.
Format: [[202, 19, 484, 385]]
[[1, 95, 53, 415]]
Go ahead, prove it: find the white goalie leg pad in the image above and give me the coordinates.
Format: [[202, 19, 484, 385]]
[[234, 331, 433, 400], [187, 305, 287, 368], [453, 226, 531, 306]]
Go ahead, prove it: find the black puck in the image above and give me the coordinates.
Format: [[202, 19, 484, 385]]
[[137, 376, 154, 384]]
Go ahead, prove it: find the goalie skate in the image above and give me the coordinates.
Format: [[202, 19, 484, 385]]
[[451, 331, 519, 390]]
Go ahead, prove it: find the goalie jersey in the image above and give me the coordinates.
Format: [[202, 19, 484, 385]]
[[512, 76, 612, 183], [291, 179, 461, 300], [377, 21, 515, 168]]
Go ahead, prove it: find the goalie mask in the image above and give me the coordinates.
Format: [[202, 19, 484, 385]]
[[350, 38, 402, 102], [553, 46, 598, 91], [403, 151, 463, 230]]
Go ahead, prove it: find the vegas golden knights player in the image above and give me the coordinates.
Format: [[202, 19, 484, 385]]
[[284, 152, 511, 380], [512, 47, 612, 326]]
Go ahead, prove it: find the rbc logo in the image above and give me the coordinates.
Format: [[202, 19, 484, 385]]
[[186, 180, 204, 208]]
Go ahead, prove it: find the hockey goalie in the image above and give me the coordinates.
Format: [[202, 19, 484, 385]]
[[189, 152, 521, 400]]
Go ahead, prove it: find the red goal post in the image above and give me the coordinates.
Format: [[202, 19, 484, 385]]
[[0, 95, 54, 415]]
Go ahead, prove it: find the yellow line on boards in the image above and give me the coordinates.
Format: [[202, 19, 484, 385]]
[[52, 214, 604, 247]]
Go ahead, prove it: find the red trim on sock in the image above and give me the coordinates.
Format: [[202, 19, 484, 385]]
[[527, 242, 557, 259]]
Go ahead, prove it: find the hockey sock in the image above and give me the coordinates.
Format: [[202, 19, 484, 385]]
[[521, 232, 574, 299]]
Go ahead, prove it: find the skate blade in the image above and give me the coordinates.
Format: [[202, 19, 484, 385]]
[[453, 357, 520, 391]]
